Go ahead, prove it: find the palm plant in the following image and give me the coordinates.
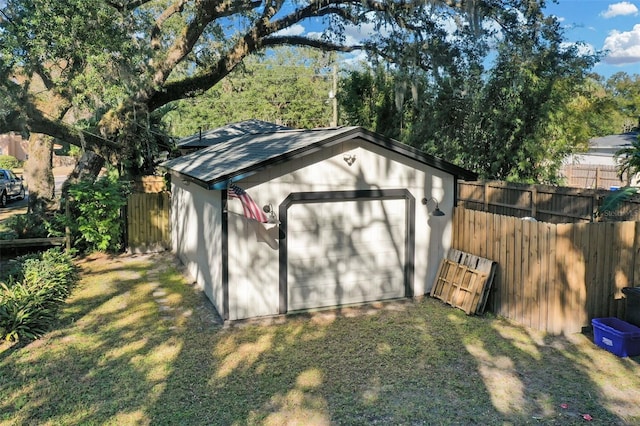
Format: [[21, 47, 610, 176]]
[[598, 134, 640, 218], [615, 135, 640, 184]]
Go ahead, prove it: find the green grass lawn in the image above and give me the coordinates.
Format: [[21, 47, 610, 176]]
[[1, 252, 639, 425]]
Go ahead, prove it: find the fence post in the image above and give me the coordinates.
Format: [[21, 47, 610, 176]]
[[65, 197, 71, 252], [531, 186, 537, 218], [484, 182, 489, 212]]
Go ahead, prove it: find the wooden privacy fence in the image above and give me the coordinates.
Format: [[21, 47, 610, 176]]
[[458, 180, 640, 223], [127, 192, 171, 253], [561, 164, 629, 190], [452, 207, 639, 335]]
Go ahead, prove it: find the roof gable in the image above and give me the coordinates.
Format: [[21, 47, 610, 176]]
[[162, 124, 477, 188]]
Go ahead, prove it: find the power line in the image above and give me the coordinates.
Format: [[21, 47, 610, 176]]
[[38, 109, 171, 147]]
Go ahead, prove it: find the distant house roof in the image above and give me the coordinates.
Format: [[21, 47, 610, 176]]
[[588, 131, 639, 155], [177, 119, 292, 149], [162, 122, 477, 189]]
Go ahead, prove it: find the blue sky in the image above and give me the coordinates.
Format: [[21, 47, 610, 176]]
[[281, 1, 640, 78], [544, 1, 640, 78], [1, 0, 636, 79]]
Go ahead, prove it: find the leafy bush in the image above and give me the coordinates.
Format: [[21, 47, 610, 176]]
[[0, 248, 78, 341], [0, 260, 23, 282], [0, 229, 18, 240], [0, 281, 58, 341], [21, 249, 78, 297], [64, 176, 130, 252], [0, 213, 54, 239], [0, 155, 22, 170]]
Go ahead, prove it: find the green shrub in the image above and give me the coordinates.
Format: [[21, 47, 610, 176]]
[[1, 213, 54, 239], [65, 176, 130, 253], [21, 249, 78, 297], [0, 281, 58, 341], [0, 248, 78, 341], [0, 229, 18, 240], [0, 155, 22, 170], [0, 260, 23, 282]]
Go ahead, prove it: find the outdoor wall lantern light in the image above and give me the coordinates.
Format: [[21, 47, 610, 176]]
[[343, 153, 357, 166], [421, 197, 445, 217], [263, 204, 280, 224]]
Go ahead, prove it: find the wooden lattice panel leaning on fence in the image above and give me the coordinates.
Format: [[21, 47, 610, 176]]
[[430, 249, 497, 315]]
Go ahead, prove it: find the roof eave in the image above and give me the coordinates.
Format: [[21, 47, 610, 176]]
[[353, 127, 478, 180]]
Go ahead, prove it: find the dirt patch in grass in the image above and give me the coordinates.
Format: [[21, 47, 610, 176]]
[[1, 252, 639, 425]]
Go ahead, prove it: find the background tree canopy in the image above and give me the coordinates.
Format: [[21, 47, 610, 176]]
[[163, 48, 337, 136], [0, 0, 616, 183]]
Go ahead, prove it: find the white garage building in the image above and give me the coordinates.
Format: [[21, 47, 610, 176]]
[[162, 121, 476, 321]]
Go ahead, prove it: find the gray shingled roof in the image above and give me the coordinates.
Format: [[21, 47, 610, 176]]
[[178, 119, 292, 148], [162, 124, 476, 188], [589, 132, 639, 154]]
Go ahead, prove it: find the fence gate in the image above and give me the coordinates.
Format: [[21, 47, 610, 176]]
[[127, 192, 171, 253]]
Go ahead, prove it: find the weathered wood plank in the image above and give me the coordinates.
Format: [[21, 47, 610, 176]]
[[603, 222, 615, 317], [586, 221, 599, 322], [514, 218, 524, 324], [527, 222, 544, 330], [506, 215, 516, 321], [0, 237, 67, 248], [537, 222, 549, 332], [554, 223, 572, 335], [127, 192, 171, 254], [522, 220, 532, 329]]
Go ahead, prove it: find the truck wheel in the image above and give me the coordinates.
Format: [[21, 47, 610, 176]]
[[0, 191, 6, 208], [18, 186, 25, 200]]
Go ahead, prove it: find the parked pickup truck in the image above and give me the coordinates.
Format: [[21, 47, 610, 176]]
[[0, 168, 25, 207]]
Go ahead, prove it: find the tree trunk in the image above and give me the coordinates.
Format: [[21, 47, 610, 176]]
[[25, 134, 55, 213], [60, 151, 106, 198]]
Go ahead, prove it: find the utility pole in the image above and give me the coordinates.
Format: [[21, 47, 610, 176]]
[[331, 63, 338, 127]]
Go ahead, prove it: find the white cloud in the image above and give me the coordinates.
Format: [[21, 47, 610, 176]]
[[603, 24, 640, 64], [343, 22, 379, 46], [342, 51, 370, 68], [600, 2, 639, 18], [305, 31, 323, 40], [274, 24, 305, 37], [561, 41, 596, 57]]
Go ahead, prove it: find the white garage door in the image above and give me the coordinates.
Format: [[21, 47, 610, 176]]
[[287, 199, 407, 311]]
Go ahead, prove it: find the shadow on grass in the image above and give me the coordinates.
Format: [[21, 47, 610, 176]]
[[1, 253, 639, 425], [147, 299, 637, 425]]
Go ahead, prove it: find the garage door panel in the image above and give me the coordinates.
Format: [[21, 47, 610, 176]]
[[288, 272, 404, 311], [289, 248, 402, 272], [288, 199, 406, 311]]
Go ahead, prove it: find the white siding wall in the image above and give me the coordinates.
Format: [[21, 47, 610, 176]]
[[171, 180, 224, 316], [565, 152, 618, 166], [227, 212, 280, 319], [225, 139, 454, 320]]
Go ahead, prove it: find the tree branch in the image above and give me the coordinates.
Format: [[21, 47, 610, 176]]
[[151, 0, 190, 50], [1, 78, 120, 156], [105, 0, 155, 12], [141, 0, 478, 119], [262, 36, 363, 52], [9, 109, 120, 157], [150, 0, 262, 87]]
